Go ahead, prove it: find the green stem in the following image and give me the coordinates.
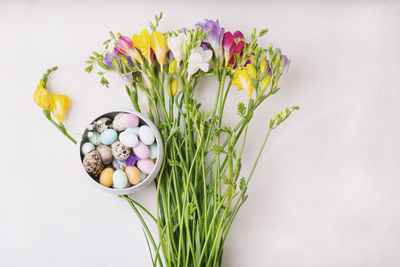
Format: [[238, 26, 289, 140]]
[[43, 110, 77, 144]]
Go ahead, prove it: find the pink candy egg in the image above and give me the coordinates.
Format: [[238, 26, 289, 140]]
[[119, 114, 139, 128], [133, 141, 150, 159], [137, 159, 155, 174]]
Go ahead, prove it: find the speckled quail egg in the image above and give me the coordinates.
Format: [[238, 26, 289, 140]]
[[95, 117, 113, 133], [82, 151, 104, 176], [96, 144, 113, 165], [111, 141, 131, 161]]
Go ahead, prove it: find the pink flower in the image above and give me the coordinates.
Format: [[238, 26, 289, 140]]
[[223, 31, 245, 66], [114, 35, 142, 63]]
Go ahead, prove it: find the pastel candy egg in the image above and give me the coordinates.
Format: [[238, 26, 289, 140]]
[[81, 142, 95, 155], [149, 143, 158, 159], [95, 117, 113, 133], [83, 151, 104, 176], [139, 125, 155, 145], [113, 113, 127, 131], [137, 159, 155, 174], [125, 127, 140, 136], [100, 129, 117, 145], [133, 141, 150, 159], [119, 131, 139, 148], [112, 158, 127, 171], [141, 173, 148, 180], [99, 167, 114, 187], [125, 166, 141, 185], [96, 145, 113, 165], [119, 114, 139, 128], [111, 141, 131, 160], [88, 131, 101, 146], [112, 169, 129, 189]]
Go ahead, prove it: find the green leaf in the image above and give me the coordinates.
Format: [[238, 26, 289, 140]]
[[84, 64, 93, 73], [210, 144, 225, 154], [259, 28, 269, 37], [237, 102, 246, 118], [239, 177, 246, 192], [167, 159, 180, 167]]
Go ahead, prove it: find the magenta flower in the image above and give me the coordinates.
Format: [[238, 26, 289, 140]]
[[195, 19, 225, 62], [114, 35, 142, 63], [223, 31, 245, 66]]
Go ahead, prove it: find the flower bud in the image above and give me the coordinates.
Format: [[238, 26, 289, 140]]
[[260, 75, 271, 89], [171, 78, 178, 96], [246, 64, 257, 79], [34, 84, 53, 110], [169, 59, 177, 74]]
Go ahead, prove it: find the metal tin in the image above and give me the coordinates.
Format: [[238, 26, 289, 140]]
[[78, 109, 163, 195]]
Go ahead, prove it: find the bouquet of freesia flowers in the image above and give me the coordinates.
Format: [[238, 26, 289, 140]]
[[34, 13, 297, 267]]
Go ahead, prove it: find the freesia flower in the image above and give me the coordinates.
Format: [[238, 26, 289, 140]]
[[104, 50, 134, 84], [195, 19, 225, 63], [51, 94, 70, 123], [223, 31, 245, 66], [232, 68, 254, 98], [150, 31, 169, 71], [169, 59, 177, 74], [246, 63, 257, 79], [169, 78, 178, 96], [132, 29, 152, 63], [34, 83, 53, 110], [187, 47, 213, 77], [259, 57, 272, 76], [115, 35, 143, 63], [260, 75, 271, 89], [167, 33, 186, 64], [280, 54, 291, 74]]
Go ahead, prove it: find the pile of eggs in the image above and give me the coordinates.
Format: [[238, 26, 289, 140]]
[[80, 112, 158, 189]]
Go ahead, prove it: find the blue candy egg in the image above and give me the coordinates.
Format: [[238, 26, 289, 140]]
[[125, 127, 140, 136], [100, 129, 117, 145], [112, 169, 129, 189], [149, 143, 158, 159], [88, 131, 101, 146]]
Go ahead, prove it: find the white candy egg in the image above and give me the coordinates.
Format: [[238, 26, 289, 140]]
[[139, 125, 155, 145], [119, 131, 139, 148], [81, 142, 95, 155]]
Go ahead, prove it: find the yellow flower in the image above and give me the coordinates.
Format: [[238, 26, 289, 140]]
[[246, 64, 257, 79], [51, 94, 71, 123], [260, 57, 267, 73], [232, 69, 254, 98], [34, 84, 53, 110], [171, 78, 178, 96], [169, 59, 177, 74], [260, 75, 271, 90], [132, 29, 152, 63], [150, 31, 169, 71]]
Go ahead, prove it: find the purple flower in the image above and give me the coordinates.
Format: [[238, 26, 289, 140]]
[[195, 19, 225, 61], [281, 55, 290, 75], [125, 154, 140, 166], [200, 42, 211, 51], [104, 50, 134, 84]]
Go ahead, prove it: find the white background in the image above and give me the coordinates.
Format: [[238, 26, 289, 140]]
[[1, 1, 399, 266]]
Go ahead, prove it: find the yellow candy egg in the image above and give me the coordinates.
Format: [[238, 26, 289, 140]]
[[100, 167, 114, 187], [125, 166, 141, 185]]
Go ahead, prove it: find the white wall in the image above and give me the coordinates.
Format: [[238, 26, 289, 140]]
[[0, 1, 399, 266]]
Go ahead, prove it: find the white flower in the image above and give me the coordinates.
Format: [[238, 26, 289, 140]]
[[187, 47, 213, 78], [167, 33, 186, 64]]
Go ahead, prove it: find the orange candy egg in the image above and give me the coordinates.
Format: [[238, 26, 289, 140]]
[[99, 167, 114, 187], [125, 166, 141, 185]]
